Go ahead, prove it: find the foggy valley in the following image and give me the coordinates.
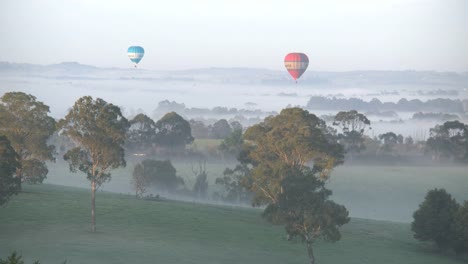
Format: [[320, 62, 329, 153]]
[[0, 60, 468, 222], [1, 1, 468, 264], [1, 61, 468, 264]]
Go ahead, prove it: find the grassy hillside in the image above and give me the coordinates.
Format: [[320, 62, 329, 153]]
[[0, 184, 465, 264], [45, 160, 468, 222]]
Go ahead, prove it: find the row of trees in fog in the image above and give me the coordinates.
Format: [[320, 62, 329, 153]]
[[307, 96, 468, 113], [1, 91, 468, 263], [120, 109, 468, 165], [154, 99, 276, 118], [0, 92, 347, 263], [2, 91, 468, 206], [125, 113, 242, 153], [1, 91, 468, 204]]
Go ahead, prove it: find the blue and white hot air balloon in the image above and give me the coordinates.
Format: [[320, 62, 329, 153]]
[[127, 46, 145, 68]]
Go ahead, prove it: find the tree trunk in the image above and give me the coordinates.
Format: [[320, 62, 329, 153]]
[[306, 241, 315, 264], [91, 180, 96, 232], [16, 168, 23, 191]]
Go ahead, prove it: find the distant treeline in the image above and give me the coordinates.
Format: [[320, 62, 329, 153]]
[[412, 112, 460, 121], [154, 100, 277, 118], [307, 96, 466, 113]]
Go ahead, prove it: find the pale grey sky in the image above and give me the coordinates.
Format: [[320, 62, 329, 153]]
[[0, 0, 467, 71]]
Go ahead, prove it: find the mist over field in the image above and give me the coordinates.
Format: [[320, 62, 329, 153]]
[[43, 159, 468, 223], [1, 1, 468, 262], [0, 63, 468, 222], [2, 61, 467, 223], [1, 61, 467, 138]]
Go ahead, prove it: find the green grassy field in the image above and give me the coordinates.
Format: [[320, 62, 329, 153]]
[[1, 184, 466, 264], [329, 165, 468, 222], [45, 160, 468, 223], [188, 139, 223, 151]]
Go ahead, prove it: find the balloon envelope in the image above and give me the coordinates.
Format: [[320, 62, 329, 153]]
[[127, 46, 145, 64], [284, 53, 309, 80]]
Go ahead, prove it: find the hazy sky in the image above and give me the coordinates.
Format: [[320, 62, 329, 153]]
[[1, 0, 467, 71]]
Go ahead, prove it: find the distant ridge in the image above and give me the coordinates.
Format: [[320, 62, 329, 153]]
[[1, 61, 467, 87], [1, 61, 467, 74], [45, 61, 97, 70], [0, 61, 98, 71]]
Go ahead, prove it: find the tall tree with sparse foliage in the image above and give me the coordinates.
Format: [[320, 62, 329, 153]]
[[218, 129, 244, 159], [378, 132, 398, 154], [243, 108, 344, 205], [426, 120, 468, 162], [132, 163, 148, 198], [0, 135, 21, 205], [215, 164, 251, 204], [59, 96, 129, 232], [333, 110, 371, 156], [0, 92, 56, 185], [192, 160, 208, 199], [241, 108, 347, 264]]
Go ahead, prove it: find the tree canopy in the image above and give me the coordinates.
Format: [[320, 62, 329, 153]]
[[126, 113, 157, 153], [411, 188, 459, 250], [0, 135, 21, 205], [378, 132, 398, 154], [59, 96, 129, 232], [266, 168, 350, 264], [215, 164, 251, 204], [189, 119, 210, 139], [240, 108, 347, 264], [243, 108, 344, 205], [134, 159, 184, 193], [426, 120, 468, 162], [218, 129, 244, 159], [155, 112, 194, 150], [454, 201, 468, 254], [211, 119, 232, 139], [333, 110, 371, 155], [0, 92, 56, 184]]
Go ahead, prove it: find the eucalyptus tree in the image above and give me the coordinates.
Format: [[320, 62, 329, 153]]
[[241, 108, 347, 264], [126, 113, 157, 153], [426, 120, 468, 162], [0, 92, 56, 185], [155, 112, 194, 151], [132, 163, 147, 198], [269, 168, 349, 264], [243, 107, 344, 206], [218, 129, 244, 159], [215, 164, 251, 204], [378, 132, 399, 154], [333, 110, 371, 156], [59, 96, 129, 232]]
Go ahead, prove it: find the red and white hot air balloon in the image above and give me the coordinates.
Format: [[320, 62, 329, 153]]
[[284, 52, 309, 82]]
